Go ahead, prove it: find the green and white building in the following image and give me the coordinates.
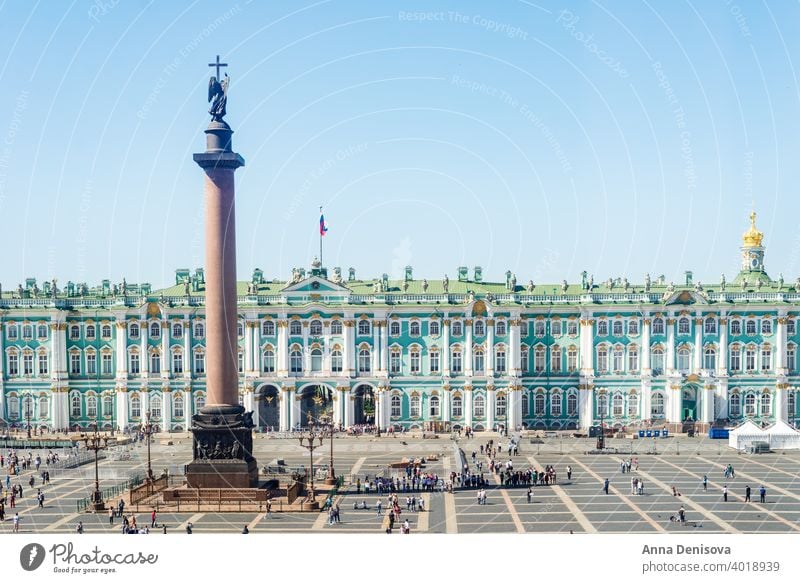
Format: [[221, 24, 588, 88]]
[[1, 213, 799, 433]]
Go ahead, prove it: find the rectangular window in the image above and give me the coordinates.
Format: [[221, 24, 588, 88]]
[[261, 351, 273, 374], [788, 347, 796, 372], [70, 353, 81, 375], [534, 350, 545, 373], [102, 353, 112, 375], [704, 350, 716, 371], [7, 325, 18, 340], [173, 352, 184, 374], [567, 349, 578, 373], [597, 350, 608, 373], [551, 349, 561, 374], [745, 348, 756, 371], [86, 353, 97, 375], [730, 349, 741, 372], [87, 398, 97, 418], [38, 354, 48, 375], [129, 353, 140, 374], [451, 351, 462, 374], [22, 354, 33, 375], [430, 351, 440, 373], [788, 320, 796, 336], [521, 350, 530, 373], [410, 351, 420, 373], [331, 352, 342, 373], [761, 348, 771, 371], [22, 325, 33, 340], [495, 351, 506, 373], [238, 352, 244, 373], [194, 352, 205, 374]]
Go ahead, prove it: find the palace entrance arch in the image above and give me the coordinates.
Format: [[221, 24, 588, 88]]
[[256, 384, 280, 431], [352, 384, 375, 426], [298, 384, 334, 427]]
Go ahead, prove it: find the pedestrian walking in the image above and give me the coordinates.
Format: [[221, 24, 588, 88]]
[[242, 525, 249, 534], [722, 484, 728, 502], [603, 478, 609, 495], [13, 512, 20, 533], [745, 485, 751, 502], [702, 475, 708, 492], [37, 490, 44, 508], [76, 521, 84, 534], [527, 487, 532, 503], [759, 485, 766, 503], [566, 465, 572, 481], [151, 509, 157, 528], [109, 507, 115, 525], [186, 522, 193, 534], [376, 499, 382, 516]]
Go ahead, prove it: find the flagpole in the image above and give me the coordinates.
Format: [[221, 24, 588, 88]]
[[319, 206, 323, 266]]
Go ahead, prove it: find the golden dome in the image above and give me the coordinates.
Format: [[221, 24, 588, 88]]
[[742, 211, 764, 248]]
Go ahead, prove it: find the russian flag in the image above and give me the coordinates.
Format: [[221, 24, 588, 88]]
[[319, 210, 328, 236]]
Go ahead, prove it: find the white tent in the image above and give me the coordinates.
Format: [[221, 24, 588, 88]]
[[728, 420, 766, 450], [762, 420, 800, 450]]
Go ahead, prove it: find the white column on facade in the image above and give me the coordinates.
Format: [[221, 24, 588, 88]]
[[183, 388, 191, 431], [486, 386, 496, 430], [277, 320, 289, 376], [464, 386, 473, 429], [694, 315, 703, 373], [776, 313, 788, 373], [0, 322, 5, 379], [244, 320, 254, 374], [465, 320, 474, 377], [140, 320, 149, 375], [279, 386, 292, 430], [161, 389, 172, 432], [243, 387, 254, 416], [666, 383, 681, 425], [775, 384, 788, 423], [579, 316, 594, 374], [322, 322, 331, 374], [253, 319, 261, 376], [508, 385, 521, 431], [115, 322, 127, 377], [442, 386, 451, 424], [640, 379, 651, 421], [579, 384, 594, 430], [372, 321, 381, 374], [380, 322, 389, 374], [509, 318, 521, 376], [302, 322, 310, 373], [291, 388, 301, 429], [486, 320, 495, 377], [665, 316, 676, 374], [343, 320, 355, 375], [442, 318, 451, 376], [116, 389, 128, 432], [718, 315, 729, 374], [183, 317, 192, 378], [161, 320, 169, 379], [715, 378, 729, 420], [141, 389, 150, 421], [701, 384, 714, 425], [641, 315, 651, 374], [346, 387, 355, 428]]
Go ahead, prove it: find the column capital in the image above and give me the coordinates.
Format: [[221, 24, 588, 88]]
[[487, 319, 495, 326], [464, 319, 473, 326], [778, 317, 789, 325], [719, 318, 728, 325], [246, 321, 259, 329], [443, 319, 451, 326], [694, 318, 703, 325], [277, 320, 289, 328], [509, 319, 522, 327], [486, 384, 495, 391], [116, 386, 128, 393], [343, 320, 356, 328], [666, 318, 676, 325], [580, 319, 594, 326], [162, 386, 172, 393], [463, 384, 473, 392], [442, 384, 451, 391], [115, 322, 127, 329], [643, 319, 651, 325]]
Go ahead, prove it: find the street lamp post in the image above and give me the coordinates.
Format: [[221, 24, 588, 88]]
[[84, 424, 109, 511], [25, 394, 32, 440], [298, 425, 324, 506], [324, 418, 336, 485], [144, 411, 155, 482]]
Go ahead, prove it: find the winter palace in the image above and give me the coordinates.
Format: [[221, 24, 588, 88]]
[[1, 212, 799, 434]]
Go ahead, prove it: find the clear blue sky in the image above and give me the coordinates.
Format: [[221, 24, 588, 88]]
[[1, 0, 799, 289]]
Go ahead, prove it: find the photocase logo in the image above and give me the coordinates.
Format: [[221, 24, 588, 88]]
[[20, 543, 46, 571]]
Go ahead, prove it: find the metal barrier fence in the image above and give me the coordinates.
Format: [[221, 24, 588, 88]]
[[0, 439, 74, 449], [46, 451, 104, 474], [76, 475, 143, 512]]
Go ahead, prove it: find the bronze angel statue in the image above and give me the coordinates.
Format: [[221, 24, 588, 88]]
[[208, 73, 229, 122]]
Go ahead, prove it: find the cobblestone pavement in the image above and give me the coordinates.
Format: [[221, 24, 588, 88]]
[[3, 433, 799, 534]]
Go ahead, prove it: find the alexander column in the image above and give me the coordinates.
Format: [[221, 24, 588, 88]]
[[186, 56, 258, 488]]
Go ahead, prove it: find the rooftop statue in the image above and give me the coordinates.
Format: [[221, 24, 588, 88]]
[[644, 273, 651, 292], [443, 274, 449, 293], [795, 278, 800, 293], [208, 74, 229, 122], [720, 273, 726, 291], [527, 280, 535, 292]]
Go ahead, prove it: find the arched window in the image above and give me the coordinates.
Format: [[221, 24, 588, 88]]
[[194, 322, 205, 338], [628, 345, 639, 372], [567, 393, 578, 416], [789, 392, 796, 423], [551, 393, 562, 417], [612, 393, 624, 416], [39, 396, 49, 419], [596, 394, 608, 417], [429, 395, 440, 417], [533, 346, 546, 373], [677, 347, 691, 372], [130, 394, 141, 418], [761, 344, 772, 371], [473, 395, 485, 418], [410, 394, 420, 417], [150, 395, 162, 419], [522, 393, 529, 416], [409, 321, 421, 337], [452, 394, 463, 418], [101, 324, 112, 339], [730, 344, 741, 371], [521, 346, 530, 373], [678, 318, 690, 335], [744, 393, 757, 416], [311, 348, 323, 372], [7, 396, 19, 419], [729, 393, 741, 417], [567, 347, 578, 372], [612, 345, 624, 372], [195, 394, 205, 411], [289, 321, 302, 336], [474, 320, 485, 336], [37, 324, 48, 339], [262, 320, 275, 336], [429, 347, 440, 373], [628, 394, 639, 418], [150, 351, 161, 374], [309, 320, 323, 336], [194, 350, 205, 374], [746, 319, 757, 335], [596, 346, 608, 373], [331, 349, 343, 372], [357, 348, 370, 373], [451, 321, 463, 336], [473, 348, 484, 373], [730, 319, 742, 335], [290, 349, 302, 373], [237, 321, 244, 337], [262, 348, 275, 373], [410, 347, 421, 373], [172, 323, 183, 338], [652, 317, 664, 335], [330, 320, 343, 335], [651, 393, 665, 417], [704, 317, 717, 334], [429, 320, 440, 336], [450, 347, 462, 374], [358, 320, 371, 336], [389, 347, 401, 374], [129, 323, 140, 339], [495, 320, 507, 336], [390, 395, 401, 418], [496, 394, 506, 417], [651, 346, 665, 373], [86, 395, 97, 418], [760, 393, 771, 416], [534, 393, 545, 416], [704, 346, 717, 370], [102, 395, 113, 417], [389, 321, 400, 336], [597, 320, 608, 336], [745, 345, 756, 371], [627, 319, 639, 335], [495, 346, 506, 373], [787, 345, 797, 372], [85, 324, 96, 340], [149, 322, 161, 338], [172, 350, 183, 374], [173, 395, 184, 419], [534, 320, 546, 337], [551, 320, 563, 337], [612, 320, 623, 336]]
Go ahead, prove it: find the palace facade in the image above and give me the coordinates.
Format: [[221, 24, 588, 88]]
[[1, 213, 799, 433]]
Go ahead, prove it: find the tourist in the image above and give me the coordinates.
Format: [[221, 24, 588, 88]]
[[678, 505, 686, 524], [403, 519, 410, 534], [745, 485, 751, 502], [760, 485, 766, 503], [186, 522, 193, 534], [376, 499, 382, 515], [722, 484, 728, 502], [37, 489, 44, 508], [566, 465, 572, 481], [76, 521, 84, 534], [109, 507, 115, 525], [13, 512, 20, 532], [603, 478, 610, 495], [702, 475, 708, 492], [242, 525, 249, 534], [151, 509, 157, 528]]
